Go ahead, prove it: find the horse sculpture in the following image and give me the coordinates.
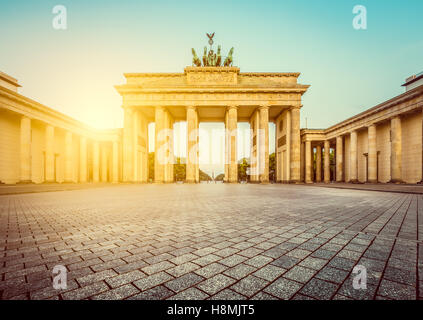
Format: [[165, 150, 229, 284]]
[[223, 47, 234, 67], [191, 48, 202, 67]]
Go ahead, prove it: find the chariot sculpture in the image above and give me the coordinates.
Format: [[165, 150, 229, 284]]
[[191, 33, 234, 67]]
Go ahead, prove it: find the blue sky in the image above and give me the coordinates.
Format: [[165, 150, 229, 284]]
[[1, 0, 422, 174]]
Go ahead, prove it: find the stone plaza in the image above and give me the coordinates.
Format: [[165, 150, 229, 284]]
[[0, 184, 421, 300]]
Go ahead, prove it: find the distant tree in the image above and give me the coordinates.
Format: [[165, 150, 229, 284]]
[[148, 152, 154, 182], [174, 157, 186, 181], [215, 173, 225, 181], [238, 157, 250, 182], [199, 170, 212, 182], [269, 153, 276, 182]]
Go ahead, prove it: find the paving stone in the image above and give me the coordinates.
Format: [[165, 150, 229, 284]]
[[62, 281, 109, 300], [76, 269, 118, 287], [166, 288, 209, 300], [263, 277, 302, 300], [91, 284, 139, 300], [133, 272, 174, 291], [209, 289, 247, 300], [167, 262, 200, 277], [196, 274, 236, 295], [230, 275, 269, 298], [253, 265, 286, 282], [377, 279, 416, 300], [128, 285, 174, 300], [141, 261, 175, 275], [283, 266, 316, 283], [164, 272, 204, 292], [271, 255, 300, 269], [194, 263, 227, 278], [299, 278, 338, 299], [105, 270, 146, 288], [223, 264, 256, 280], [299, 256, 328, 270], [316, 266, 349, 284]]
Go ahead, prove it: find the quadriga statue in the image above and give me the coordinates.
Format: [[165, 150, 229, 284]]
[[191, 48, 202, 67], [223, 47, 234, 67]]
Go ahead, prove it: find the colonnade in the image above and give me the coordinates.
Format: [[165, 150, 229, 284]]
[[302, 115, 404, 183], [18, 116, 119, 184]]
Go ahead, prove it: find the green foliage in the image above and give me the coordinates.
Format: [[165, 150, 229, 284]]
[[215, 173, 225, 181], [174, 157, 186, 181], [269, 153, 275, 182], [199, 170, 212, 181], [238, 157, 250, 182], [148, 152, 154, 182]]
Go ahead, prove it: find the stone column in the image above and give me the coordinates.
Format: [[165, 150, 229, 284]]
[[112, 140, 119, 183], [228, 106, 238, 183], [258, 106, 269, 183], [154, 107, 165, 183], [45, 125, 55, 183], [286, 110, 291, 182], [290, 107, 301, 183], [300, 142, 305, 182], [368, 124, 377, 183], [186, 106, 197, 183], [101, 144, 108, 182], [64, 131, 73, 183], [225, 111, 229, 182], [324, 140, 330, 183], [93, 141, 100, 183], [79, 136, 87, 183], [19, 117, 32, 183], [316, 144, 322, 182], [336, 136, 343, 182], [305, 141, 312, 183], [350, 130, 358, 183], [123, 108, 133, 182], [390, 116, 402, 183], [133, 111, 139, 183]]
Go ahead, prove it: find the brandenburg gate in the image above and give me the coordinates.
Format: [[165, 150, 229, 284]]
[[115, 37, 309, 184]]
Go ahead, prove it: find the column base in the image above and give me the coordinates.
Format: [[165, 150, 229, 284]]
[[349, 179, 359, 184], [288, 180, 302, 184], [367, 179, 378, 183], [323, 180, 331, 184], [185, 179, 196, 184], [43, 180, 56, 184], [389, 179, 404, 184], [63, 180, 75, 184], [17, 180, 33, 184]]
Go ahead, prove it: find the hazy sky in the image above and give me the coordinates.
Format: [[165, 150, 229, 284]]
[[1, 0, 422, 175]]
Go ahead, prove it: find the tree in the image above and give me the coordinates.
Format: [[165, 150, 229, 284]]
[[148, 152, 154, 182], [269, 153, 276, 182], [215, 173, 225, 181], [174, 157, 186, 181], [199, 170, 212, 182], [238, 157, 250, 182]]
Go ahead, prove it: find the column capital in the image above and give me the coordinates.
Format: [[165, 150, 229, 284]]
[[226, 105, 238, 111], [258, 104, 270, 111], [186, 105, 197, 111], [289, 104, 302, 110]]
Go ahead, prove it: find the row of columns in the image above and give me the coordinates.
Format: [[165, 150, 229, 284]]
[[304, 116, 403, 183], [19, 116, 119, 184], [122, 104, 302, 184]]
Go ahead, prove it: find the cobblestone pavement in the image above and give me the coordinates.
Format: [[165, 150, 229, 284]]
[[0, 184, 422, 300]]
